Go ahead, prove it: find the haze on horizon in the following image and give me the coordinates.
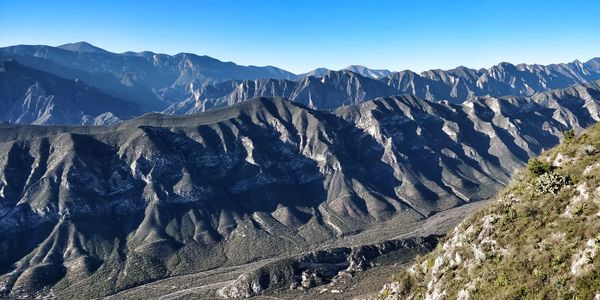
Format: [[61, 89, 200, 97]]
[[1, 0, 599, 74]]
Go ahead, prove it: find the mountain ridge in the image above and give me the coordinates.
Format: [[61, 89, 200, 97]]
[[1, 42, 599, 125], [167, 57, 600, 114]]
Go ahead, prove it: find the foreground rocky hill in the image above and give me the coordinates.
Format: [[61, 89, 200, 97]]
[[1, 79, 600, 298], [380, 124, 600, 299]]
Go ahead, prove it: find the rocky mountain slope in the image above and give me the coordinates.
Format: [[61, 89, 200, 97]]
[[103, 201, 485, 300], [167, 58, 600, 114], [1, 80, 600, 298], [0, 59, 139, 125], [379, 124, 600, 299]]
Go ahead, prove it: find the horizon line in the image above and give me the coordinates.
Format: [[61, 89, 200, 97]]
[[1, 40, 598, 76]]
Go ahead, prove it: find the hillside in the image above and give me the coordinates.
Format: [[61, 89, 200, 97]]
[[380, 124, 600, 299]]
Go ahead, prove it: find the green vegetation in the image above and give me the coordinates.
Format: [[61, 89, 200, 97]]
[[564, 129, 576, 142], [527, 158, 553, 177], [534, 171, 572, 195], [380, 124, 600, 299]]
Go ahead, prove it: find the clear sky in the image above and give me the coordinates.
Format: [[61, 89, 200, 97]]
[[1, 0, 599, 74]]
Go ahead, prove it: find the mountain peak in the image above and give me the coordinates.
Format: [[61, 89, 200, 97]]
[[343, 65, 392, 79], [57, 41, 107, 53], [299, 67, 331, 78], [345, 64, 368, 70]]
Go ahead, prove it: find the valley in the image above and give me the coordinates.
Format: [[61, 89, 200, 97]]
[[105, 201, 487, 299]]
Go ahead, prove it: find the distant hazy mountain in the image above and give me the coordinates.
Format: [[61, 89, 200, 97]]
[[164, 70, 391, 113], [299, 67, 331, 78], [383, 59, 600, 102], [344, 65, 392, 79], [2, 80, 600, 298], [57, 41, 109, 53], [0, 59, 139, 125], [300, 65, 392, 79], [166, 58, 600, 114], [2, 43, 598, 119], [0, 42, 297, 111]]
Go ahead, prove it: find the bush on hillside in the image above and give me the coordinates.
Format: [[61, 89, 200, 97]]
[[534, 171, 572, 195], [527, 158, 553, 177], [581, 145, 597, 156], [564, 129, 575, 142]]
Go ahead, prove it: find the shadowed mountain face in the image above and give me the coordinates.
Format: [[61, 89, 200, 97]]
[[1, 79, 600, 298], [0, 60, 140, 125]]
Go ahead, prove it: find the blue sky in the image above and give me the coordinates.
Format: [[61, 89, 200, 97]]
[[1, 0, 599, 73]]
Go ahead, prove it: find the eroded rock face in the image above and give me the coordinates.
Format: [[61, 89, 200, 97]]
[[1, 78, 600, 298]]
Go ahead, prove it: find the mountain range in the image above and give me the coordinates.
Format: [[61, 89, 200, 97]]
[[166, 59, 600, 114], [1, 42, 599, 124], [1, 76, 600, 298], [2, 41, 600, 299]]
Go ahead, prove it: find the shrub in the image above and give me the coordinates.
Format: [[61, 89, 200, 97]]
[[494, 272, 510, 287], [397, 275, 414, 291], [581, 145, 597, 156], [573, 202, 588, 216], [532, 268, 545, 280], [380, 287, 393, 299], [534, 172, 572, 195], [564, 129, 575, 142], [528, 158, 553, 177]]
